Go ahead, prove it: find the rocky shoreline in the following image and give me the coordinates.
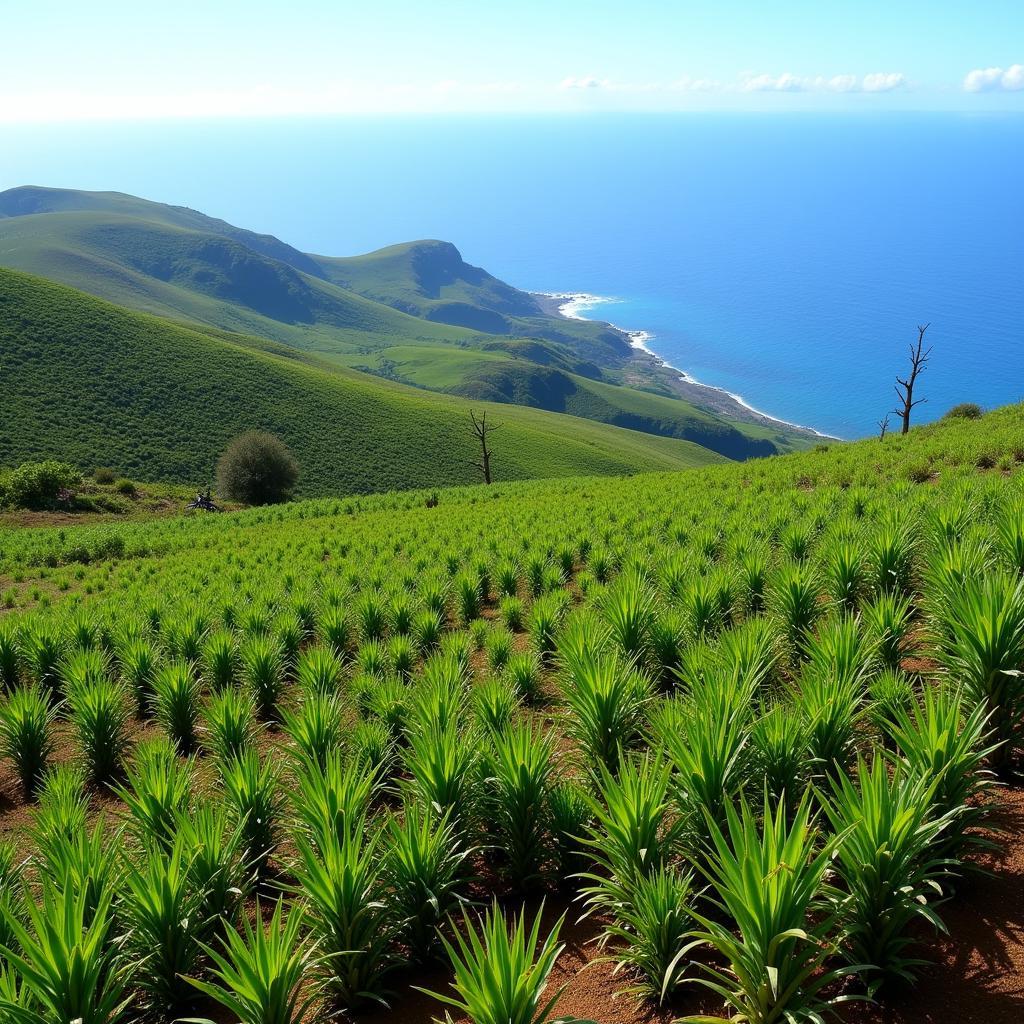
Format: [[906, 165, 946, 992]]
[[532, 291, 829, 441]]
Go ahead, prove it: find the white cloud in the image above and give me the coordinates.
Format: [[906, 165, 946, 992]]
[[825, 74, 858, 93], [862, 72, 907, 92], [669, 75, 721, 92], [740, 71, 905, 94], [559, 75, 608, 90], [742, 72, 807, 92], [964, 64, 1024, 92]]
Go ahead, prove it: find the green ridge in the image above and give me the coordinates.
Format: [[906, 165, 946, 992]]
[[0, 186, 815, 460], [0, 267, 722, 496]]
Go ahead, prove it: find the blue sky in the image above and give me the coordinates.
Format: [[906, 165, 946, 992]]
[[1, 0, 1022, 120]]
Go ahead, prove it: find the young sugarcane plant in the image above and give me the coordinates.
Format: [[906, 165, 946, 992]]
[[547, 780, 593, 883], [291, 749, 381, 852], [202, 628, 239, 692], [771, 562, 821, 659], [655, 676, 751, 845], [281, 689, 344, 770], [241, 633, 287, 721], [121, 834, 206, 1011], [862, 591, 915, 672], [175, 800, 252, 931], [220, 749, 283, 877], [867, 668, 916, 744], [0, 876, 133, 1024], [889, 683, 997, 861], [403, 721, 478, 835], [0, 619, 20, 688], [418, 902, 570, 1024], [935, 572, 1024, 775], [818, 755, 955, 992], [679, 793, 864, 1024], [749, 701, 808, 813], [291, 821, 397, 1010], [559, 646, 651, 777], [484, 721, 555, 888], [0, 841, 24, 958], [577, 754, 680, 886], [202, 685, 257, 761], [592, 863, 697, 1004], [182, 897, 319, 1024], [601, 569, 655, 662], [384, 799, 472, 962], [152, 659, 202, 754], [64, 654, 131, 784], [473, 675, 521, 735], [0, 683, 58, 799], [795, 662, 865, 782], [295, 643, 343, 696], [33, 815, 121, 929], [113, 738, 195, 850]]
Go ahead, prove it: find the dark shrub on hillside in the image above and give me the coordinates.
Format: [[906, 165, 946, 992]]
[[906, 460, 932, 484], [93, 466, 117, 484], [216, 431, 298, 505], [114, 478, 137, 496], [943, 402, 984, 421], [4, 461, 80, 509]]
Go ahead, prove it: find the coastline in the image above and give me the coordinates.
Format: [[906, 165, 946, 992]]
[[533, 291, 835, 440]]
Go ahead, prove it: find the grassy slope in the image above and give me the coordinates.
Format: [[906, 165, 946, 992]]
[[340, 343, 784, 458], [0, 185, 325, 276], [317, 239, 543, 328], [0, 189, 808, 460], [0, 210, 475, 355], [2, 400, 1019, 581], [0, 267, 722, 496]]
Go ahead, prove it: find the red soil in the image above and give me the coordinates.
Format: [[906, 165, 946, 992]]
[[839, 786, 1024, 1024], [3, 752, 1024, 1024], [368, 791, 1024, 1024]]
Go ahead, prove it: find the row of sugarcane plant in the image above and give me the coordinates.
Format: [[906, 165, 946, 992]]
[[0, 488, 1022, 1022]]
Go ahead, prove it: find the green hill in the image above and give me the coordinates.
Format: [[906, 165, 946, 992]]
[[317, 239, 544, 332], [0, 206, 475, 355], [0, 185, 325, 277], [0, 186, 817, 461], [0, 267, 723, 495]]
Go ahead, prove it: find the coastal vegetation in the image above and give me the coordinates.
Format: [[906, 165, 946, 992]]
[[0, 401, 1021, 1023]]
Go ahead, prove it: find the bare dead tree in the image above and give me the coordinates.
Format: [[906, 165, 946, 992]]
[[877, 413, 890, 440], [893, 324, 932, 435], [469, 409, 499, 484]]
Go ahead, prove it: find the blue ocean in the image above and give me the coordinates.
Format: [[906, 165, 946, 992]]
[[3, 113, 1022, 438]]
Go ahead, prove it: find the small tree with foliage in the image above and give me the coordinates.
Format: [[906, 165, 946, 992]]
[[3, 461, 80, 510], [216, 431, 298, 506], [943, 402, 983, 421]]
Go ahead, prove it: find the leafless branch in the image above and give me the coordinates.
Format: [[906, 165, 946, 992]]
[[469, 409, 499, 484], [893, 324, 931, 435]]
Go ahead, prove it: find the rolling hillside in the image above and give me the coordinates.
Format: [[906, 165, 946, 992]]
[[0, 204, 475, 354], [0, 267, 723, 495], [0, 186, 816, 460]]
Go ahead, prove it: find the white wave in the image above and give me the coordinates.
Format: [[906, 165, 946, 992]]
[[537, 291, 836, 439], [544, 292, 620, 320]]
